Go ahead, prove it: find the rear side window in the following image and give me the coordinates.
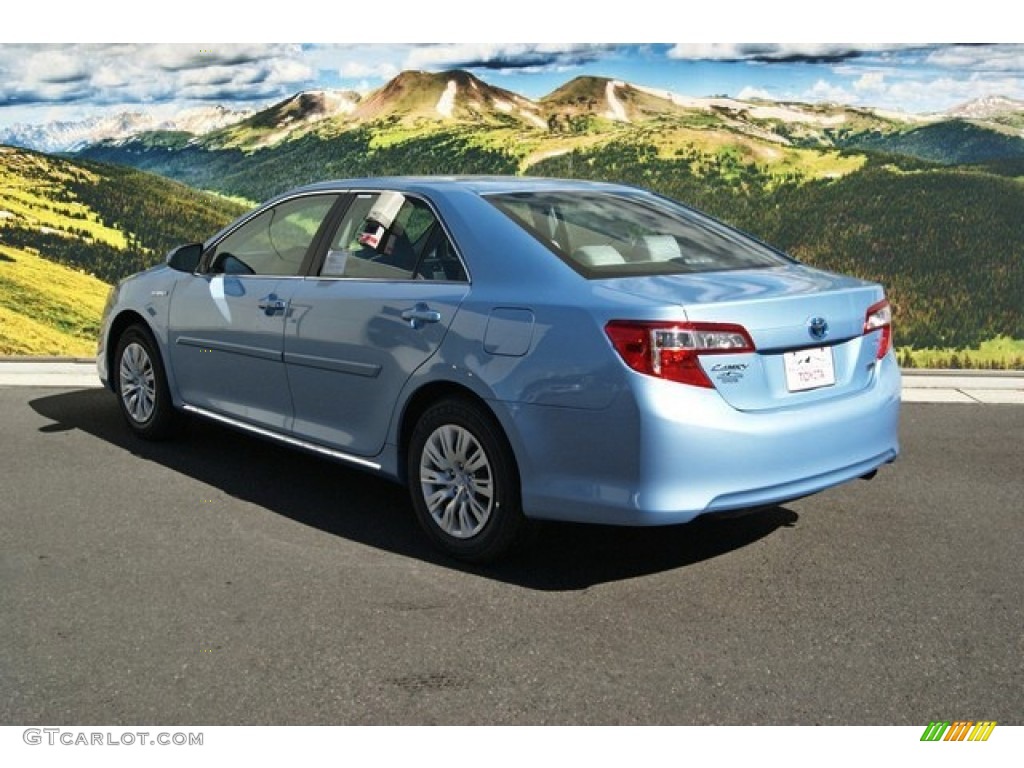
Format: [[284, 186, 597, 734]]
[[487, 191, 790, 278], [321, 192, 466, 281]]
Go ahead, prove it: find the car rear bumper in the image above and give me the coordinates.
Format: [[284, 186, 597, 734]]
[[502, 355, 901, 525]]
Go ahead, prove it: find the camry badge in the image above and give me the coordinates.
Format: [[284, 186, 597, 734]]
[[808, 317, 829, 341]]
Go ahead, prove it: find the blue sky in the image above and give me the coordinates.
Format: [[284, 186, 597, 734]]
[[2, 41, 1023, 128]]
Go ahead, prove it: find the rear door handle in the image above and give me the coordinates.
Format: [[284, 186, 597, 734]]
[[401, 302, 442, 329], [258, 294, 287, 316]]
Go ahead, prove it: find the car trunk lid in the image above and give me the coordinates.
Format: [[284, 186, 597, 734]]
[[603, 265, 887, 411]]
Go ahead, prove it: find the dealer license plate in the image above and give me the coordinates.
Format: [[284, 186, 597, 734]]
[[784, 346, 836, 392]]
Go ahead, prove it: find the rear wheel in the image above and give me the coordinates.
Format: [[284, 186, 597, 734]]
[[114, 325, 180, 440], [408, 398, 524, 563]]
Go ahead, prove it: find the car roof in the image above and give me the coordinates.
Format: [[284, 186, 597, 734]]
[[288, 175, 636, 198]]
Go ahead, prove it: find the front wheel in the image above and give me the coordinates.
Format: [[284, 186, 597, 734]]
[[114, 325, 180, 440], [408, 398, 525, 563]]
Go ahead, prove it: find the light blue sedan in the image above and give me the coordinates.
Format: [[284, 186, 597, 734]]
[[98, 177, 900, 561]]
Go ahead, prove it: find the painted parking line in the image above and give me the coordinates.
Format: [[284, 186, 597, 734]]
[[900, 389, 978, 404], [0, 362, 101, 388]]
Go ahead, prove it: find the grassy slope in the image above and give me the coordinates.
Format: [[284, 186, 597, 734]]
[[0, 146, 244, 355], [0, 243, 108, 355], [0, 147, 127, 248], [0, 148, 113, 353]]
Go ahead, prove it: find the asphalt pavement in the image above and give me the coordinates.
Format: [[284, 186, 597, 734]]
[[0, 385, 1021, 724]]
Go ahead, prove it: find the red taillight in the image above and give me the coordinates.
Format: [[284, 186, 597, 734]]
[[863, 299, 893, 360], [605, 320, 755, 388]]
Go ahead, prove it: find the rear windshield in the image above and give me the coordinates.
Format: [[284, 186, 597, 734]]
[[486, 190, 791, 277]]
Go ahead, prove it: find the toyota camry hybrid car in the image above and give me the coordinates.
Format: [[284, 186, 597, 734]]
[[98, 177, 900, 562]]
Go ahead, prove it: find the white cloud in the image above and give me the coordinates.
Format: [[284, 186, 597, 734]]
[[737, 86, 775, 101], [92, 65, 128, 89], [336, 61, 399, 79], [300, 44, 408, 85], [807, 79, 855, 104], [403, 43, 609, 71], [853, 72, 885, 92], [924, 44, 1024, 72], [142, 44, 302, 72], [667, 43, 918, 62], [893, 74, 1024, 111], [0, 44, 314, 109], [267, 58, 315, 83], [23, 50, 90, 84], [794, 71, 1024, 113]]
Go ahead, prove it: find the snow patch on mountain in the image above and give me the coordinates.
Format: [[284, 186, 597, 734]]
[[310, 90, 359, 117], [604, 81, 630, 122], [436, 80, 457, 118], [0, 106, 254, 152], [1, 113, 156, 152], [633, 84, 739, 110], [946, 95, 1024, 119], [635, 84, 851, 126], [521, 109, 547, 129], [747, 104, 846, 126], [166, 105, 257, 134]]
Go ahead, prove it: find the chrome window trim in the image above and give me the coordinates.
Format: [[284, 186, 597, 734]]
[[302, 276, 470, 285], [203, 274, 308, 280]]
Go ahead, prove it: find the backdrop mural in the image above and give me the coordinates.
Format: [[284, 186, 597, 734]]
[[0, 43, 1022, 367]]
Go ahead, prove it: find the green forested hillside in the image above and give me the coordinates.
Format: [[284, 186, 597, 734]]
[[747, 164, 1024, 350], [81, 126, 521, 202], [843, 120, 1024, 165], [0, 146, 246, 353], [75, 124, 1024, 354], [0, 146, 246, 282], [534, 146, 1024, 351]]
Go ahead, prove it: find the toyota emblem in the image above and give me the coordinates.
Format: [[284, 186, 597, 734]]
[[808, 317, 829, 341]]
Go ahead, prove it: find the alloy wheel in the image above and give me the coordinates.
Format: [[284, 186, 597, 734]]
[[119, 341, 157, 424], [419, 424, 494, 539]]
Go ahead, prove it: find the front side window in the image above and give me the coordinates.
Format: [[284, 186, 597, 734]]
[[487, 191, 790, 278], [208, 194, 337, 276], [321, 192, 465, 281]]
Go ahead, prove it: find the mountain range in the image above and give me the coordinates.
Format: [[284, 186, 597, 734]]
[[1, 69, 1023, 361], [4, 70, 1024, 158], [0, 105, 255, 154], [63, 71, 1024, 208]]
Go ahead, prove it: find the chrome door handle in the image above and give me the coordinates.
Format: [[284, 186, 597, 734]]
[[258, 294, 287, 316], [401, 302, 442, 329]]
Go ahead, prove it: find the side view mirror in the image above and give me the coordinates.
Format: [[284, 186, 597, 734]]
[[166, 243, 204, 273]]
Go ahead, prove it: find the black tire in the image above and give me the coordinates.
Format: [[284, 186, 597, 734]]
[[113, 325, 181, 440], [408, 397, 525, 563]]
